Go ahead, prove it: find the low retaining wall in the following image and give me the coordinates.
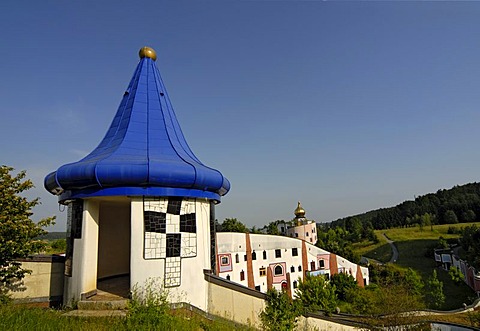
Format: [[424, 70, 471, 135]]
[[9, 255, 65, 306], [205, 270, 266, 328]]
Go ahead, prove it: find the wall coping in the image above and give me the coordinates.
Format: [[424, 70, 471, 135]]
[[203, 269, 266, 299], [16, 254, 66, 263]]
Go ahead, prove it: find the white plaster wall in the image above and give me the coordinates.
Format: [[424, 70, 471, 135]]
[[64, 199, 99, 304], [130, 197, 211, 311], [98, 202, 130, 279], [216, 233, 369, 291], [217, 233, 330, 292], [287, 222, 317, 244]]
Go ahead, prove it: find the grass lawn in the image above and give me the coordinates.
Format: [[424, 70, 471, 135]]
[[381, 222, 478, 242], [353, 223, 477, 311], [353, 236, 392, 264], [0, 304, 254, 331]]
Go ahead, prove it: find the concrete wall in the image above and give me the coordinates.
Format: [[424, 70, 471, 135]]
[[297, 316, 359, 331], [205, 272, 265, 328], [9, 256, 65, 305]]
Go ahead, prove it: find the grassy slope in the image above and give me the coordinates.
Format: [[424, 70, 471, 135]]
[[0, 305, 254, 331], [354, 223, 478, 311]]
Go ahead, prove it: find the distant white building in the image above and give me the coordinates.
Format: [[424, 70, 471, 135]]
[[216, 204, 369, 296]]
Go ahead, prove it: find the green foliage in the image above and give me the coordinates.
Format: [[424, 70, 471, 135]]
[[342, 285, 376, 315], [265, 221, 281, 235], [127, 280, 170, 328], [330, 272, 358, 301], [0, 166, 55, 302], [448, 266, 464, 285], [368, 264, 424, 298], [50, 239, 67, 252], [260, 288, 301, 331], [331, 182, 480, 230], [0, 302, 252, 331], [218, 218, 249, 233], [403, 268, 424, 296], [425, 270, 445, 309], [462, 210, 476, 222], [467, 310, 480, 328], [316, 227, 360, 264], [447, 226, 462, 234], [444, 210, 458, 224], [459, 225, 480, 269], [295, 274, 337, 315]]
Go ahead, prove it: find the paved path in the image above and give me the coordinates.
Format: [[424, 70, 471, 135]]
[[383, 233, 399, 263]]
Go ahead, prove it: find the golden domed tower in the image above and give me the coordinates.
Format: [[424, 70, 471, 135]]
[[294, 201, 306, 225]]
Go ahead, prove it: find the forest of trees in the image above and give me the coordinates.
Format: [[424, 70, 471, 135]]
[[331, 182, 480, 230]]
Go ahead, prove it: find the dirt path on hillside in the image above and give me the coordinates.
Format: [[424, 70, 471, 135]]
[[383, 233, 399, 263]]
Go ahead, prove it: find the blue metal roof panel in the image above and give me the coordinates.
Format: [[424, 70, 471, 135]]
[[45, 48, 229, 202]]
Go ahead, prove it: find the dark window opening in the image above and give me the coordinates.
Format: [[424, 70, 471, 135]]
[[293, 281, 298, 289], [259, 267, 266, 276], [263, 250, 267, 259], [292, 248, 298, 256], [290, 266, 295, 273], [274, 265, 283, 276], [221, 256, 229, 265], [298, 265, 302, 272], [275, 249, 281, 258], [252, 251, 257, 260], [240, 270, 245, 281], [310, 261, 316, 270], [319, 259, 325, 269], [255, 285, 261, 291], [235, 253, 239, 263]]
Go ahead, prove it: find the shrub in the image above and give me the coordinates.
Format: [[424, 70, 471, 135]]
[[295, 274, 337, 315], [260, 288, 301, 331]]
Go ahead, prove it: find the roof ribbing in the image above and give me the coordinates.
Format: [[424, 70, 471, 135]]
[[45, 47, 230, 203]]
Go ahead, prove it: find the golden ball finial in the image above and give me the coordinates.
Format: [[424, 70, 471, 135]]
[[294, 201, 306, 218], [139, 46, 157, 61]]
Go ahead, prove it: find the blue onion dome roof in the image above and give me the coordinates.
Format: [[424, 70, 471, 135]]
[[45, 47, 230, 203]]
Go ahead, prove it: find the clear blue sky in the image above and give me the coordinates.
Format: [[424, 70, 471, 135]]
[[2, 1, 480, 231]]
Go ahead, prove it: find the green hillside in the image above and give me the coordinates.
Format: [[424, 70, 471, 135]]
[[332, 182, 480, 229]]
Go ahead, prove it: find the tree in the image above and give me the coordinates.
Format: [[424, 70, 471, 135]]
[[403, 268, 424, 296], [330, 272, 358, 301], [0, 166, 55, 300], [425, 270, 445, 309], [444, 210, 458, 224], [295, 274, 337, 315], [260, 288, 301, 331], [462, 209, 476, 222], [218, 218, 248, 233], [265, 221, 280, 235], [449, 266, 464, 286]]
